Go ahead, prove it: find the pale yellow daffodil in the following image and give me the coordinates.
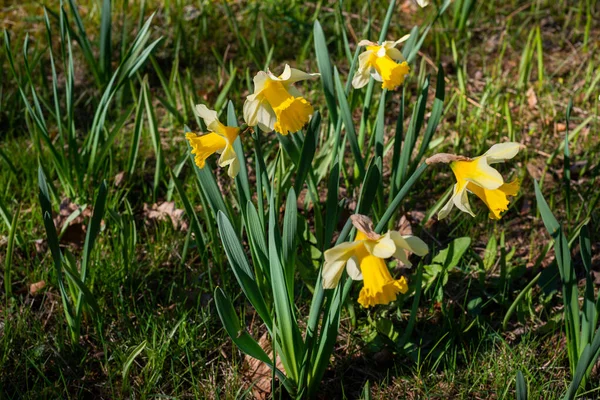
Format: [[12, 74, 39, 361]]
[[430, 142, 521, 220], [186, 104, 240, 178], [352, 37, 411, 91], [322, 215, 429, 308], [243, 64, 319, 135]]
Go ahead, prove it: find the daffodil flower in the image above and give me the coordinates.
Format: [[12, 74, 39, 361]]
[[416, 0, 429, 7], [185, 104, 241, 178], [322, 215, 429, 308], [352, 37, 411, 91], [428, 142, 521, 220], [243, 64, 319, 135]]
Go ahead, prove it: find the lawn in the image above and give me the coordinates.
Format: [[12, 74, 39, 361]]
[[1, 0, 599, 398]]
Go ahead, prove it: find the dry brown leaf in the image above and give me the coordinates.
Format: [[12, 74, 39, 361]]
[[526, 87, 538, 109], [30, 280, 46, 295], [53, 199, 93, 248], [243, 333, 284, 400], [114, 171, 125, 187], [143, 202, 188, 231]]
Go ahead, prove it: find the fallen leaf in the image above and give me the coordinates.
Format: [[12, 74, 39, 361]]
[[53, 199, 93, 248], [243, 332, 284, 400], [114, 171, 125, 187], [30, 280, 46, 295], [526, 87, 538, 109], [143, 202, 187, 231]]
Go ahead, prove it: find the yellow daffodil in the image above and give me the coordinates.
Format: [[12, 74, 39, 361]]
[[322, 215, 429, 308], [243, 64, 319, 135], [185, 104, 241, 178], [352, 38, 410, 91], [428, 142, 521, 220]]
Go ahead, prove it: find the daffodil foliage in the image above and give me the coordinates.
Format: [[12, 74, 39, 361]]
[[185, 3, 523, 398]]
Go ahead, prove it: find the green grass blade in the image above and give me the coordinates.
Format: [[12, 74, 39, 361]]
[[563, 328, 600, 400], [3, 205, 19, 300]]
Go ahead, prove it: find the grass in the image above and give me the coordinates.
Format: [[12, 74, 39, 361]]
[[1, 0, 599, 398]]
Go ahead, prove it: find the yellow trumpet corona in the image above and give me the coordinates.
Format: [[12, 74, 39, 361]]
[[352, 38, 411, 91], [243, 64, 319, 135], [322, 215, 428, 308], [186, 104, 241, 178]]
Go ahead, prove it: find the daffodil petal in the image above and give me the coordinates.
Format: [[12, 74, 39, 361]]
[[358, 39, 376, 47], [322, 259, 347, 289], [256, 102, 277, 132], [364, 232, 396, 259], [346, 256, 363, 281], [467, 157, 504, 189], [385, 47, 404, 62], [352, 51, 374, 89], [389, 232, 429, 257], [438, 185, 457, 220], [453, 181, 475, 217], [279, 64, 320, 83], [243, 96, 261, 127], [484, 142, 521, 164], [195, 104, 221, 132], [322, 241, 361, 288]]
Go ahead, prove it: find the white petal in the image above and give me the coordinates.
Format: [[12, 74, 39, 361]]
[[416, 0, 429, 7], [453, 184, 475, 217], [358, 39, 376, 47], [483, 142, 521, 164], [394, 34, 411, 46], [370, 70, 383, 82], [322, 259, 347, 289], [346, 256, 363, 281], [376, 46, 387, 57], [243, 96, 261, 127], [391, 232, 429, 256], [255, 102, 277, 132], [364, 232, 396, 259], [279, 64, 319, 83], [195, 104, 221, 132], [438, 185, 457, 220], [352, 51, 374, 89], [252, 71, 270, 94], [386, 47, 404, 62]]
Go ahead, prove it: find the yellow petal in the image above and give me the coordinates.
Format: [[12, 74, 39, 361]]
[[357, 254, 408, 308], [186, 132, 226, 169], [466, 178, 520, 219]]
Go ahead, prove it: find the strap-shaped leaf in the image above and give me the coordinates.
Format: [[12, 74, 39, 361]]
[[282, 188, 297, 300], [214, 287, 294, 395], [563, 327, 600, 400], [516, 370, 527, 400], [334, 67, 364, 177], [294, 111, 320, 194], [356, 157, 382, 215], [313, 20, 338, 123], [217, 211, 272, 331], [268, 192, 302, 382]]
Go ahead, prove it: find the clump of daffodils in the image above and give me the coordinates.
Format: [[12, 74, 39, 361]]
[[427, 142, 522, 220], [243, 64, 319, 135], [185, 105, 241, 178], [322, 215, 429, 308], [352, 38, 410, 91]]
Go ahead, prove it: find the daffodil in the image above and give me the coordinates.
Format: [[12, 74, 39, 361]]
[[352, 38, 410, 90], [428, 142, 521, 220], [243, 64, 319, 135], [185, 104, 241, 178], [322, 215, 429, 308]]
